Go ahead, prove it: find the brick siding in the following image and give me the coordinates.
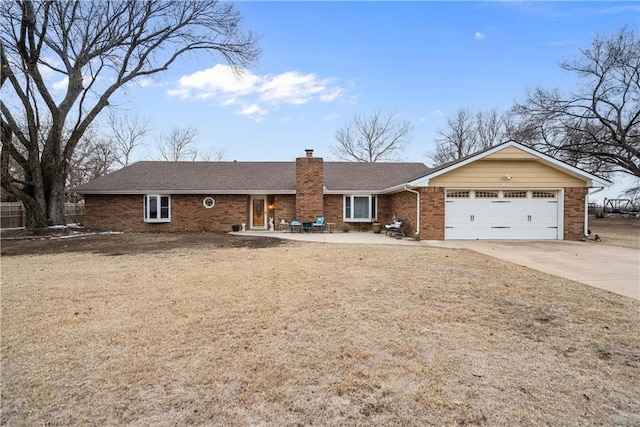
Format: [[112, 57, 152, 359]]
[[390, 191, 417, 236], [563, 187, 587, 240], [420, 187, 445, 240], [272, 194, 296, 225], [84, 194, 249, 232], [295, 156, 324, 222]]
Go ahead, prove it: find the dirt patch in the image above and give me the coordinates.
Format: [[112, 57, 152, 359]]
[[1, 230, 285, 256], [2, 236, 639, 425]]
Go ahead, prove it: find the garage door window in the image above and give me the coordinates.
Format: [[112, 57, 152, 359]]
[[504, 191, 527, 198], [532, 191, 556, 198], [447, 191, 470, 198], [475, 191, 498, 198]]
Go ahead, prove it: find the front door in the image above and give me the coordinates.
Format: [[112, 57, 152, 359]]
[[252, 198, 266, 229]]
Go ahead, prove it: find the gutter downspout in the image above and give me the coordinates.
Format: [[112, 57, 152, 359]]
[[585, 186, 605, 237], [403, 186, 420, 235]]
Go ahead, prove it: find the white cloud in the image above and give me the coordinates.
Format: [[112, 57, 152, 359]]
[[320, 88, 343, 102], [544, 40, 571, 47], [236, 104, 268, 122], [52, 77, 68, 91], [136, 77, 164, 88], [260, 71, 323, 105], [419, 110, 443, 122], [474, 31, 487, 40], [167, 64, 260, 101], [168, 65, 343, 120]]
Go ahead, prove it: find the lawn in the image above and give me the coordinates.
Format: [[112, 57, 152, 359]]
[[1, 227, 639, 425]]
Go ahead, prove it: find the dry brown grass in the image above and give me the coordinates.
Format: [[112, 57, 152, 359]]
[[2, 238, 639, 426], [588, 215, 640, 249]]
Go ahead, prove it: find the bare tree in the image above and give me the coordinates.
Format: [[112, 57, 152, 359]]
[[107, 112, 150, 167], [427, 108, 512, 166], [331, 110, 413, 162], [199, 147, 227, 161], [620, 181, 640, 205], [431, 109, 477, 164], [67, 127, 117, 193], [513, 26, 640, 178], [1, 1, 259, 228], [476, 109, 507, 150], [157, 126, 199, 161]]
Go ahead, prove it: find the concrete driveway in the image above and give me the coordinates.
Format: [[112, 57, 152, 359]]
[[426, 240, 640, 300]]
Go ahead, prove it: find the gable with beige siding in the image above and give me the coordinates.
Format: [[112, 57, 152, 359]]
[[482, 145, 540, 160], [429, 159, 586, 188]]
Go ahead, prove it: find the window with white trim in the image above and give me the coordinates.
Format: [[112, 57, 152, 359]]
[[344, 195, 377, 222], [144, 195, 171, 223]]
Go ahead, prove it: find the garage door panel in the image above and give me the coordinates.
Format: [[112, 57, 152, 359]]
[[445, 191, 558, 240]]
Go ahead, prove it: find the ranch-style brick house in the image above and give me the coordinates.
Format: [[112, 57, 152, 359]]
[[73, 141, 610, 240]]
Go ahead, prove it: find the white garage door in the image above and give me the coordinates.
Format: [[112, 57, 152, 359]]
[[445, 190, 559, 240]]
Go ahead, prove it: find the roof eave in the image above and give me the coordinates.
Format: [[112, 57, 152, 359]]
[[74, 189, 297, 195]]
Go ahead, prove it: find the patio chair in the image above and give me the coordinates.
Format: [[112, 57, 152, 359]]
[[289, 220, 302, 233], [385, 219, 405, 238], [312, 216, 325, 232]]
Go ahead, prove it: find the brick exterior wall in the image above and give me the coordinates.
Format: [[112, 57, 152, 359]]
[[323, 194, 343, 229], [390, 191, 418, 236], [272, 194, 296, 225], [84, 194, 249, 232], [564, 187, 587, 240], [420, 187, 445, 240], [295, 155, 324, 222], [384, 188, 446, 240]]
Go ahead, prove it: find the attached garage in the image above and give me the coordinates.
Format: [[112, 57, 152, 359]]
[[444, 189, 559, 240], [399, 141, 611, 241]]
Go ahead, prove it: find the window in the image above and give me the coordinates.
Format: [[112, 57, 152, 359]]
[[504, 191, 527, 198], [532, 191, 556, 199], [344, 195, 377, 222], [446, 190, 470, 198], [474, 191, 499, 198], [144, 195, 171, 223], [203, 197, 215, 208]]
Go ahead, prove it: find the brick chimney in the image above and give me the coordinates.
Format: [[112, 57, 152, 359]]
[[295, 149, 324, 221]]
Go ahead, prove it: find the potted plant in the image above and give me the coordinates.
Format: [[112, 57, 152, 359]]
[[231, 224, 240, 232], [372, 222, 382, 233], [342, 224, 350, 233]]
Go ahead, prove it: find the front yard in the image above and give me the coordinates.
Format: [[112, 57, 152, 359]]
[[1, 224, 639, 425]]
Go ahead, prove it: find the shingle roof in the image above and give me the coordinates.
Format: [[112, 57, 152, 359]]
[[72, 161, 430, 194]]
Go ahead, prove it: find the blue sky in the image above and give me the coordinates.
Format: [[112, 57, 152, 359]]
[[110, 1, 638, 198]]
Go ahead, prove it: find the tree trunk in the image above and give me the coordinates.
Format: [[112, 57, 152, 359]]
[[47, 177, 67, 225], [24, 199, 48, 229]]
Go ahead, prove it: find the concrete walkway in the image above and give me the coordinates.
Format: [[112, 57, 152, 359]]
[[233, 230, 422, 245], [233, 231, 639, 300]]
